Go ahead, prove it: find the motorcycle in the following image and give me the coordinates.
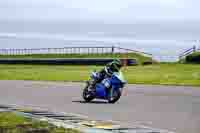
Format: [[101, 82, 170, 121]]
[[82, 70, 127, 103]]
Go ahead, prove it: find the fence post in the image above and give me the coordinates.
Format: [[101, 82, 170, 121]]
[[74, 47, 76, 54], [6, 49, 8, 55], [96, 47, 98, 54], [72, 48, 74, 54], [7, 49, 9, 55], [193, 45, 196, 52], [91, 47, 93, 54], [111, 46, 114, 54], [70, 48, 72, 55]]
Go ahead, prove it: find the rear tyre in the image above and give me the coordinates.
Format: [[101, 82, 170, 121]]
[[108, 89, 121, 104], [82, 81, 95, 102]]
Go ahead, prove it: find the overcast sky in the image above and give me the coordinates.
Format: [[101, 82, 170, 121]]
[[0, 0, 199, 22]]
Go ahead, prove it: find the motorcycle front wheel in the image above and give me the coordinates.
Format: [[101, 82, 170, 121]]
[[108, 89, 121, 104], [82, 81, 95, 102]]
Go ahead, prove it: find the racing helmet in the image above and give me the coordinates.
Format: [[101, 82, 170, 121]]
[[110, 59, 123, 71]]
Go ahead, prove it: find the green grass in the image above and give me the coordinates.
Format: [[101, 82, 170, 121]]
[[0, 112, 80, 133], [124, 63, 200, 86], [0, 53, 153, 64], [0, 112, 28, 127], [0, 64, 199, 86]]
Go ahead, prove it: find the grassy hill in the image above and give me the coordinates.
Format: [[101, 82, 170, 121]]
[[0, 53, 154, 64]]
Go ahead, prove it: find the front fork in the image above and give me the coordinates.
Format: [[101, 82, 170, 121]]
[[108, 87, 122, 99], [87, 78, 96, 93], [107, 86, 113, 99]]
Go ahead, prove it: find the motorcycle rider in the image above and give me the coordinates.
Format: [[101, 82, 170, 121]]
[[89, 59, 123, 94]]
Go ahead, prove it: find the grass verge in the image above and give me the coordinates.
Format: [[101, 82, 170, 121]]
[[0, 112, 80, 133], [0, 64, 199, 86]]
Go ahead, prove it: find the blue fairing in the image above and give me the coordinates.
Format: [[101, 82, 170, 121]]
[[110, 75, 123, 89], [95, 74, 123, 99], [95, 84, 107, 98]]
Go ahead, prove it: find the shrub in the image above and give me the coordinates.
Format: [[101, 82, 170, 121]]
[[186, 52, 200, 63], [142, 61, 153, 65]]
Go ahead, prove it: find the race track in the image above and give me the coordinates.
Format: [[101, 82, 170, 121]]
[[0, 80, 200, 133]]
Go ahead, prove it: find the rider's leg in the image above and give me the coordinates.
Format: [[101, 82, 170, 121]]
[[89, 70, 106, 91]]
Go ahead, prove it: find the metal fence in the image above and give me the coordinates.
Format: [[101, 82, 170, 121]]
[[0, 47, 113, 55], [0, 46, 152, 57], [179, 45, 200, 60]]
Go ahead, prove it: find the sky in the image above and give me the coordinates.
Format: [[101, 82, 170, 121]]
[[0, 0, 200, 62], [0, 0, 199, 22]]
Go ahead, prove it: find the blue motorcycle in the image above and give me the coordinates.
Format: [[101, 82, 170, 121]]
[[82, 70, 127, 103]]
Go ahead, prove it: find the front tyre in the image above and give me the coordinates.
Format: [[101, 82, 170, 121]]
[[108, 89, 121, 104], [82, 81, 95, 102]]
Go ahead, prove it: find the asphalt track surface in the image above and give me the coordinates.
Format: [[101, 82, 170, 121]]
[[0, 80, 200, 133]]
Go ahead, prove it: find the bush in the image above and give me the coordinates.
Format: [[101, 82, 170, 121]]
[[186, 52, 200, 63], [142, 61, 153, 65]]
